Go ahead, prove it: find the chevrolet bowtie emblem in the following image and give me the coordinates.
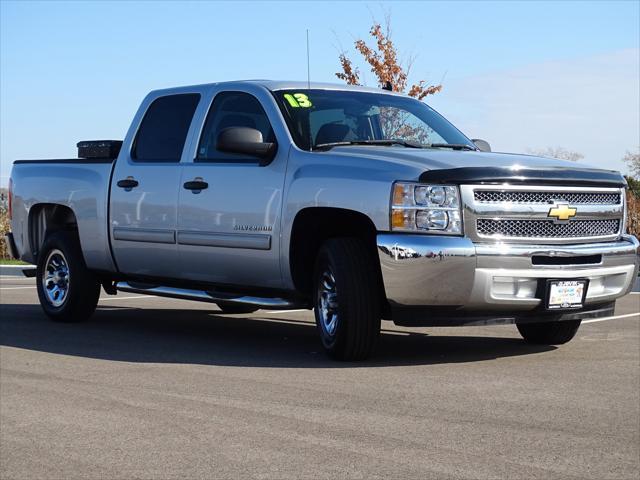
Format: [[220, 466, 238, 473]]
[[548, 203, 577, 222]]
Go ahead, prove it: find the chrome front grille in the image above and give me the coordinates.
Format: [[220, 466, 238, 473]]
[[477, 219, 621, 239], [461, 185, 625, 244], [474, 190, 621, 205]]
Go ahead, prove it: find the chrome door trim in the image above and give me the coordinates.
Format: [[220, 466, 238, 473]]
[[177, 231, 271, 250]]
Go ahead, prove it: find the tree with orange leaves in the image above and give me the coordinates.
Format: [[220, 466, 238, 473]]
[[336, 18, 442, 143], [336, 19, 442, 99]]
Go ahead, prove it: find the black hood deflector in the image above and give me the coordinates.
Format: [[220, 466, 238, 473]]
[[419, 166, 626, 187]]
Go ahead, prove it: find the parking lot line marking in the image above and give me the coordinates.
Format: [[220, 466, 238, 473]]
[[583, 312, 639, 324], [0, 290, 159, 297], [97, 307, 138, 311], [100, 295, 157, 301], [265, 309, 308, 314], [254, 316, 314, 326]]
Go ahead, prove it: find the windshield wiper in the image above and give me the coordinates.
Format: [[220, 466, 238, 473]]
[[428, 143, 476, 151], [314, 139, 424, 151]]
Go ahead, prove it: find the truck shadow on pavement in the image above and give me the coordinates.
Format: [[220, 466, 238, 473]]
[[0, 304, 554, 367]]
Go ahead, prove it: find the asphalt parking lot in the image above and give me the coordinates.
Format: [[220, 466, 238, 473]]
[[1, 271, 638, 480]]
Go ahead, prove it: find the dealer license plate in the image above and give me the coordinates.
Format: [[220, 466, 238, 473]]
[[546, 280, 588, 310]]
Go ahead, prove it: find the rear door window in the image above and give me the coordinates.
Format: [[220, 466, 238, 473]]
[[132, 94, 200, 162]]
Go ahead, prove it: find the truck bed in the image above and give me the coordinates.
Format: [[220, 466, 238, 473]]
[[10, 158, 116, 272]]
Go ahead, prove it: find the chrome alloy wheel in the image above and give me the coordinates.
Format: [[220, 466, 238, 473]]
[[317, 268, 339, 337], [42, 249, 70, 307]]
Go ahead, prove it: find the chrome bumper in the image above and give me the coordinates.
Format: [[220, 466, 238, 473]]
[[377, 233, 639, 312]]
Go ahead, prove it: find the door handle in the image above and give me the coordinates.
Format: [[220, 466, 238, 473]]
[[116, 177, 139, 190], [183, 178, 208, 193]]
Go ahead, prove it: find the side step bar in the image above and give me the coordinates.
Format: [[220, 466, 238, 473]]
[[114, 282, 302, 310]]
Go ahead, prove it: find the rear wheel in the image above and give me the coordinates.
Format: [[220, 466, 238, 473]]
[[216, 302, 259, 314], [313, 237, 381, 360], [36, 230, 101, 322], [516, 320, 582, 345]]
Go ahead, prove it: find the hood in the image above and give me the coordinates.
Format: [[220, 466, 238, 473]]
[[326, 146, 625, 186], [327, 145, 583, 170]]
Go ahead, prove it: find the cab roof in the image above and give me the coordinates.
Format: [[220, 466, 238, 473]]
[[149, 80, 404, 97], [242, 80, 399, 95]]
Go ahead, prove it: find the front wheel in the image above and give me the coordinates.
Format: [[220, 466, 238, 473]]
[[36, 230, 101, 322], [516, 320, 582, 345], [313, 237, 381, 360]]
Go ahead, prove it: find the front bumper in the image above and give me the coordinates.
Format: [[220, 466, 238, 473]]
[[377, 233, 639, 323]]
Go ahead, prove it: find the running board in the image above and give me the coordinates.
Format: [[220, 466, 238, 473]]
[[114, 282, 300, 310]]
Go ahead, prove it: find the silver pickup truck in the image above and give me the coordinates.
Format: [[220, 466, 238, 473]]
[[6, 80, 639, 360]]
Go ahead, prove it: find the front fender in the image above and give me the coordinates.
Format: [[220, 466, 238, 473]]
[[279, 149, 422, 288]]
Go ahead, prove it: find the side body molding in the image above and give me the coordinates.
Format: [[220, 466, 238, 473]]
[[177, 231, 271, 250], [112, 228, 176, 244]]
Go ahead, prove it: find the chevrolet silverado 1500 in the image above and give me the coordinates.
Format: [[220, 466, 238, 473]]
[[6, 81, 639, 360]]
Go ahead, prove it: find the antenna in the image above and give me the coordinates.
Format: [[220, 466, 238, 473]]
[[306, 29, 311, 90], [306, 29, 313, 152]]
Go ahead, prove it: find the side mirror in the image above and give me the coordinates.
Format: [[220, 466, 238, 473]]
[[472, 139, 491, 152], [217, 127, 277, 166]]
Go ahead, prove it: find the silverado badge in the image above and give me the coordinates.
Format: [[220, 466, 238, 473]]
[[548, 203, 577, 223]]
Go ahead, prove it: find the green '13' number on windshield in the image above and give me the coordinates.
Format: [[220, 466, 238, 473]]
[[284, 93, 312, 108]]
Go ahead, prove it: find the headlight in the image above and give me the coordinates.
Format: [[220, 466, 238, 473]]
[[391, 182, 463, 234]]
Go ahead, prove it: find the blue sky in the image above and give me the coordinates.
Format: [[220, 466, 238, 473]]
[[1, 0, 639, 185]]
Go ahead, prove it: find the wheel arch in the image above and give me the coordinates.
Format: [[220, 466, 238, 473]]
[[288, 206, 389, 313], [28, 203, 81, 262]]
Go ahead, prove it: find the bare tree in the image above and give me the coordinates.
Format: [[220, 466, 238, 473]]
[[620, 148, 640, 237], [527, 147, 584, 162], [623, 148, 640, 177]]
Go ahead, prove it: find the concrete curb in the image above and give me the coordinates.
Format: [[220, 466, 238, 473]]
[[0, 264, 35, 277]]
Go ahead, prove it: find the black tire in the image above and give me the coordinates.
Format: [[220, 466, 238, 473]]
[[216, 302, 259, 314], [36, 230, 101, 322], [516, 320, 582, 345], [313, 237, 381, 361]]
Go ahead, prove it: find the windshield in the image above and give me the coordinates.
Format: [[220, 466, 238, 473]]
[[273, 89, 475, 151]]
